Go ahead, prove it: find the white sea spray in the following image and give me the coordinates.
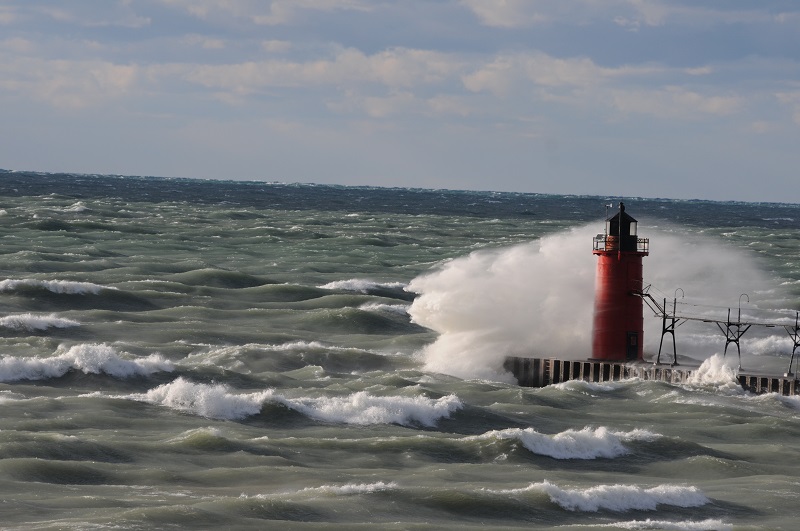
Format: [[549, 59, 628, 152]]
[[408, 225, 778, 381], [686, 354, 742, 393]]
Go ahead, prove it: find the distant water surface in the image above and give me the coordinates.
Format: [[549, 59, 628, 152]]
[[1, 171, 799, 529]]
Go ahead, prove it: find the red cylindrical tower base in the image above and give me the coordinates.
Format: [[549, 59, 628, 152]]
[[592, 252, 644, 361]]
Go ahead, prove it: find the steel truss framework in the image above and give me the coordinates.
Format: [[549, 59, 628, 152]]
[[637, 286, 800, 373]]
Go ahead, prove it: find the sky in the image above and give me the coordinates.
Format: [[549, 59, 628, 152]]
[[1, 1, 799, 203]]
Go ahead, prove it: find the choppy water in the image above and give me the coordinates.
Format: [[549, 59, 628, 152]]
[[1, 171, 800, 530]]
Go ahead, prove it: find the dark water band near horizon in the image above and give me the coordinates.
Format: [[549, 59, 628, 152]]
[[1, 170, 800, 530]]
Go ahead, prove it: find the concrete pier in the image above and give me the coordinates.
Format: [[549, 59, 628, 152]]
[[504, 356, 800, 396]]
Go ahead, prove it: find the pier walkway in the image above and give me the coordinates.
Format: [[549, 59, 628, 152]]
[[504, 356, 800, 396]]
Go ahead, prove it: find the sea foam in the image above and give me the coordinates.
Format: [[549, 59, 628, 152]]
[[0, 343, 173, 382], [500, 481, 709, 512], [471, 426, 661, 459], [0, 313, 80, 331], [126, 378, 462, 425]]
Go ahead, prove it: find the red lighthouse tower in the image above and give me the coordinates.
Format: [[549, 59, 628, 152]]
[[592, 203, 649, 362]]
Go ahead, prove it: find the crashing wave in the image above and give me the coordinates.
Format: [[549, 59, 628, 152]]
[[124, 378, 462, 425], [495, 480, 709, 512], [470, 426, 661, 459], [0, 343, 173, 382]]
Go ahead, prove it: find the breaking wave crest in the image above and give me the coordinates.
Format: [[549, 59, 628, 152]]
[[298, 482, 399, 496], [471, 426, 661, 459], [280, 390, 462, 427], [0, 278, 115, 294], [319, 279, 406, 293], [596, 519, 732, 530], [0, 313, 80, 331], [132, 378, 272, 420], [0, 343, 174, 382], [498, 480, 709, 512], [125, 378, 462, 425], [686, 354, 741, 393]]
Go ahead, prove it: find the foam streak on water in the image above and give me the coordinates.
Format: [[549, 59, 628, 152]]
[[0, 172, 799, 529]]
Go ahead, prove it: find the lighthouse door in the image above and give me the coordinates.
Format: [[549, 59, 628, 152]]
[[626, 332, 638, 361]]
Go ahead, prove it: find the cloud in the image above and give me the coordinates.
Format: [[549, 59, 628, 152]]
[[459, 0, 547, 28], [0, 57, 138, 109], [34, 4, 151, 28], [253, 0, 372, 25], [262, 40, 292, 53], [1, 38, 35, 54], [610, 86, 743, 118], [462, 0, 795, 29], [158, 0, 371, 25], [777, 91, 800, 125], [0, 6, 17, 24], [462, 52, 655, 95], [174, 47, 464, 95], [182, 35, 227, 50]]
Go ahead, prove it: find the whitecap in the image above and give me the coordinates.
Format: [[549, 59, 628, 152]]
[[0, 278, 116, 294], [551, 379, 619, 392], [278, 391, 462, 427], [124, 380, 461, 425], [64, 201, 89, 212], [0, 313, 80, 331], [127, 378, 273, 420], [299, 481, 398, 496], [0, 343, 174, 382], [358, 302, 410, 315], [516, 480, 709, 512], [318, 279, 407, 293], [167, 427, 225, 443], [470, 426, 661, 459], [594, 518, 732, 530], [0, 390, 27, 403]]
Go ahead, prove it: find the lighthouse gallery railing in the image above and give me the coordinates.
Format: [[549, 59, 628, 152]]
[[593, 234, 649, 253]]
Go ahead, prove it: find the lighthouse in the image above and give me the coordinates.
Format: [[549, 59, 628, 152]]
[[506, 202, 800, 395], [591, 203, 649, 361]]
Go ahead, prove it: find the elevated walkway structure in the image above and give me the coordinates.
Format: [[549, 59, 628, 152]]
[[638, 287, 800, 375]]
